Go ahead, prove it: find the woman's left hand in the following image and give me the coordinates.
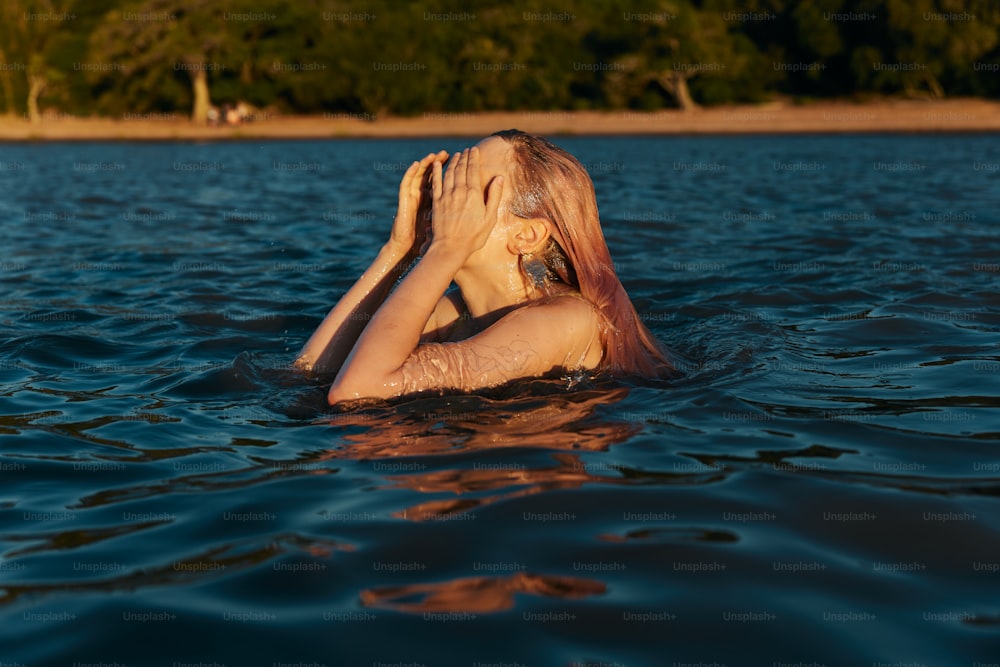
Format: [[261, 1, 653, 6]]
[[430, 147, 504, 260], [389, 150, 448, 256]]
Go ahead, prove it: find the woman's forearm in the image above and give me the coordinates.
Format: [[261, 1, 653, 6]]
[[329, 244, 465, 398], [295, 242, 413, 373], [325, 147, 500, 402]]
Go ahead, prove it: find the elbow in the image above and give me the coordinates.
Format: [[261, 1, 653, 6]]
[[327, 380, 356, 406], [327, 372, 395, 406]]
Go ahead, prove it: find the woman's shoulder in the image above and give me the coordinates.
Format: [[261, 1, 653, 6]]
[[436, 287, 601, 348], [505, 290, 603, 369], [523, 287, 600, 319], [505, 289, 602, 342]]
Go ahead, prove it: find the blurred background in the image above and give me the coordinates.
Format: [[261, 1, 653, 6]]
[[2, 0, 998, 124]]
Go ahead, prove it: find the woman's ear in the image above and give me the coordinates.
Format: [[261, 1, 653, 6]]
[[508, 217, 552, 255]]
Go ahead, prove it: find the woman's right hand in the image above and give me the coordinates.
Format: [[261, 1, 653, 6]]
[[388, 150, 449, 255]]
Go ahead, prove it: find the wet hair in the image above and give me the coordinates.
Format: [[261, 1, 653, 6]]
[[491, 129, 673, 379]]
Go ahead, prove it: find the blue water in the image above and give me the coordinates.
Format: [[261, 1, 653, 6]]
[[1, 135, 999, 666]]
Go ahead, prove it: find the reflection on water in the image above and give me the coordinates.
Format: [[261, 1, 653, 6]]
[[385, 452, 622, 522], [361, 572, 606, 614], [1, 136, 999, 666], [322, 387, 638, 520], [323, 385, 636, 457]]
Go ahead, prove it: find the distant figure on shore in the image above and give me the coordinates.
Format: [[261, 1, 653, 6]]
[[296, 130, 672, 404], [206, 102, 255, 127], [235, 102, 252, 122]]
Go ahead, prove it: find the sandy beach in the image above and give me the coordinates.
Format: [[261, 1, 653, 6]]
[[1, 98, 998, 140]]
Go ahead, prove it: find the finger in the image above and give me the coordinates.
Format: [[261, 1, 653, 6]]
[[431, 160, 443, 201], [399, 160, 421, 195], [443, 151, 461, 192], [485, 175, 504, 222], [466, 146, 481, 194], [452, 148, 470, 189], [413, 153, 437, 180], [402, 159, 420, 181], [414, 153, 438, 188]]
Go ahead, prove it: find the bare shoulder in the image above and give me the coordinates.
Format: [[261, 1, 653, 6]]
[[391, 292, 603, 397], [506, 292, 599, 330], [483, 292, 603, 369]]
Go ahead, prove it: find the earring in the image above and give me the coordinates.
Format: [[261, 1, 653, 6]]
[[522, 252, 550, 289]]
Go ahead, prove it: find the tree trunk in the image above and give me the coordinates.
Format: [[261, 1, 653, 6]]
[[0, 45, 15, 116], [27, 73, 46, 124], [924, 71, 944, 99], [190, 67, 211, 123], [673, 74, 698, 112], [657, 71, 699, 111]]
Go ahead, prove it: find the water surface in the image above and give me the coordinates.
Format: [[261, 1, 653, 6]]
[[1, 135, 999, 666]]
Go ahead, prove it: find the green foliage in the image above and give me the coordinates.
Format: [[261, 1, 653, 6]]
[[1, 0, 998, 118]]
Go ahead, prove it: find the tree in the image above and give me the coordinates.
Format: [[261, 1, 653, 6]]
[[0, 0, 73, 122], [88, 0, 246, 122], [880, 0, 999, 98], [4, 0, 998, 118], [0, 40, 18, 117], [587, 0, 764, 110]]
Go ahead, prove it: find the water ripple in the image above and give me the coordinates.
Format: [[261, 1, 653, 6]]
[[2, 136, 999, 665]]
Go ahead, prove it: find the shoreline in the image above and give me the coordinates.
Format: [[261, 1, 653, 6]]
[[2, 99, 999, 141]]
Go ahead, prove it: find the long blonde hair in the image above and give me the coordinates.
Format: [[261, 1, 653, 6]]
[[492, 129, 672, 378]]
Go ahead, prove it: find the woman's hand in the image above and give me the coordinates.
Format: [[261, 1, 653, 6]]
[[430, 147, 504, 259], [388, 150, 449, 255]]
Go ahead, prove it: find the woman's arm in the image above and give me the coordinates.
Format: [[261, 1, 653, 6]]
[[327, 242, 468, 397], [294, 151, 447, 372], [328, 147, 497, 398], [329, 291, 600, 403], [327, 148, 601, 404], [294, 241, 412, 372]]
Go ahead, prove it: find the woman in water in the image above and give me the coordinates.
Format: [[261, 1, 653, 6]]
[[296, 130, 671, 404]]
